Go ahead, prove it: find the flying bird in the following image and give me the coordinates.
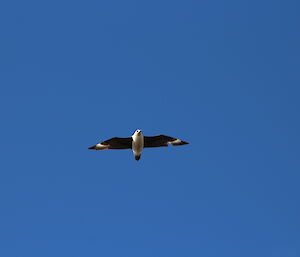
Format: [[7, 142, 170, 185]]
[[88, 129, 189, 161]]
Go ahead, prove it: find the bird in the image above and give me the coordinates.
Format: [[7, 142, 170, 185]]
[[88, 129, 189, 161]]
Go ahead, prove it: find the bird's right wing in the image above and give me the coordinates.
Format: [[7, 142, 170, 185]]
[[89, 137, 132, 150]]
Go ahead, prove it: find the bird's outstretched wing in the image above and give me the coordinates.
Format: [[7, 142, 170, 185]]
[[144, 135, 189, 148], [89, 137, 132, 150]]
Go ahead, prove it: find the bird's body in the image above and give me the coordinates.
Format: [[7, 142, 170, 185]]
[[132, 129, 144, 160], [89, 129, 188, 161]]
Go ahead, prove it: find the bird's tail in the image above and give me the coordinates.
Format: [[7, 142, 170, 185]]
[[135, 155, 141, 161]]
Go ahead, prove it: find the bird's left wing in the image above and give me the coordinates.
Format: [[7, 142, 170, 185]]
[[144, 135, 189, 148]]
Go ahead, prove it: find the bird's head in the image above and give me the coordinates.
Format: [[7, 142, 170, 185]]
[[135, 129, 142, 135]]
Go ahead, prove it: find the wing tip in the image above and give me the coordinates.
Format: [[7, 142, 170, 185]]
[[88, 144, 109, 150], [171, 139, 189, 146]]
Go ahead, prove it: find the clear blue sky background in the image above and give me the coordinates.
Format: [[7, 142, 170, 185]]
[[0, 0, 299, 256]]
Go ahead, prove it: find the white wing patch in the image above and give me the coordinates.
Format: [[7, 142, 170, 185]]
[[94, 143, 109, 150], [169, 139, 185, 145]]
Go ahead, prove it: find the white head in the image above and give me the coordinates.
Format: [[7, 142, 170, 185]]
[[134, 129, 142, 135]]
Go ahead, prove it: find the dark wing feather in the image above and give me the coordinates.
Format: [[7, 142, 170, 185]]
[[101, 137, 132, 149], [144, 135, 179, 148]]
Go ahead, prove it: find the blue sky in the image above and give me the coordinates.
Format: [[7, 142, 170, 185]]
[[1, 0, 300, 256]]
